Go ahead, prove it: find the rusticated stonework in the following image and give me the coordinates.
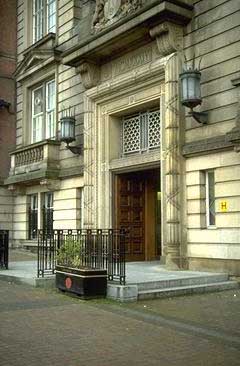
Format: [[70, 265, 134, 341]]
[[92, 0, 142, 32]]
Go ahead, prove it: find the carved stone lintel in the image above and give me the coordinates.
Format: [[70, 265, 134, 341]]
[[8, 185, 26, 195], [76, 61, 100, 89], [149, 22, 183, 57], [40, 179, 61, 191]]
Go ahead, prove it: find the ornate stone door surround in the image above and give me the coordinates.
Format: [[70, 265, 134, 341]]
[[82, 55, 167, 231], [82, 21, 186, 269]]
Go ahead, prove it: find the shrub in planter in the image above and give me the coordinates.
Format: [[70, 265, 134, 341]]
[[56, 237, 107, 298]]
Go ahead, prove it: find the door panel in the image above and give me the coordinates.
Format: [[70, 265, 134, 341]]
[[116, 173, 145, 261]]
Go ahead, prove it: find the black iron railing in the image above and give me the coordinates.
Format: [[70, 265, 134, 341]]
[[42, 206, 54, 238], [37, 229, 126, 284], [0, 230, 9, 269]]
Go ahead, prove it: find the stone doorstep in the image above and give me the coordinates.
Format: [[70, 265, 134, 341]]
[[0, 266, 239, 302], [136, 273, 229, 291], [107, 277, 239, 302]]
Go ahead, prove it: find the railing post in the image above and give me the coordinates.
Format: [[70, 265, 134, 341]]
[[37, 230, 41, 277], [96, 229, 102, 269], [86, 229, 92, 268], [4, 231, 9, 270], [0, 230, 9, 270], [119, 228, 126, 285], [108, 229, 113, 281]]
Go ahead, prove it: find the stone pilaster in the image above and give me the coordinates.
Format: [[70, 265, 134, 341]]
[[83, 95, 96, 228], [150, 21, 184, 269], [164, 53, 183, 269]]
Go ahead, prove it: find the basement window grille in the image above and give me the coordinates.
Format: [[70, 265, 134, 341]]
[[122, 109, 160, 154]]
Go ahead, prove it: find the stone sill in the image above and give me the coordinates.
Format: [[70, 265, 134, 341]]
[[110, 150, 160, 171], [62, 0, 192, 66], [4, 169, 60, 186]]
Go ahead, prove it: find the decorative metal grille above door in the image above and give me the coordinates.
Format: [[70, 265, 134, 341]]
[[122, 109, 160, 154]]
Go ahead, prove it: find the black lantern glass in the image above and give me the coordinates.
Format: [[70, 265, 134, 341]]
[[60, 116, 76, 144], [180, 69, 202, 109]]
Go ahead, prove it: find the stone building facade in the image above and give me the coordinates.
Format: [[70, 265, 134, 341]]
[[4, 0, 240, 275], [0, 0, 16, 237]]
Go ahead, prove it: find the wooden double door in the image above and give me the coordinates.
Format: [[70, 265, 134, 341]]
[[115, 169, 160, 262]]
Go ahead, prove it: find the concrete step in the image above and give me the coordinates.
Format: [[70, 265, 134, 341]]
[[136, 274, 229, 291], [21, 240, 38, 253], [138, 280, 239, 300]]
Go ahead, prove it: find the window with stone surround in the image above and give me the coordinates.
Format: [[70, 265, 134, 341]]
[[122, 109, 160, 155], [31, 79, 56, 143], [33, 0, 56, 43]]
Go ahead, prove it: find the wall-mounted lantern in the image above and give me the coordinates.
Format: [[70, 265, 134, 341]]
[[180, 67, 208, 124], [60, 115, 82, 155]]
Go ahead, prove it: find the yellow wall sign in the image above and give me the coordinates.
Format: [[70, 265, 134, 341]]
[[220, 201, 228, 212]]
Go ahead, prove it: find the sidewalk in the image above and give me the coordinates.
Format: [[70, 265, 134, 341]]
[[0, 279, 239, 366]]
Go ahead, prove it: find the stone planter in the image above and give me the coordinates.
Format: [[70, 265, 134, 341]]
[[55, 265, 107, 298]]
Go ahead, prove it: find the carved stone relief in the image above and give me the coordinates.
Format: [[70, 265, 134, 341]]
[[92, 0, 142, 32]]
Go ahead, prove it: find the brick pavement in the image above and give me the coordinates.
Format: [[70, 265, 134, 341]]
[[0, 280, 240, 366]]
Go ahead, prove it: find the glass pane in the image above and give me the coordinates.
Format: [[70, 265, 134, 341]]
[[31, 194, 38, 210], [32, 115, 43, 143], [46, 80, 55, 139], [48, 15, 55, 32], [46, 110, 55, 139], [33, 0, 44, 42], [45, 193, 53, 208], [33, 87, 43, 115], [47, 0, 56, 33], [46, 81, 55, 110], [208, 171, 215, 226]]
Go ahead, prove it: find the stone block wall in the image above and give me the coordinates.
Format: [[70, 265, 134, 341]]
[[12, 0, 85, 244], [184, 0, 240, 274]]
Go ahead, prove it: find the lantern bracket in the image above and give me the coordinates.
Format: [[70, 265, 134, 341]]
[[188, 110, 208, 125], [66, 142, 82, 155]]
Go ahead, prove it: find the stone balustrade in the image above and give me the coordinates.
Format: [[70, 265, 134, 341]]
[[6, 140, 61, 186]]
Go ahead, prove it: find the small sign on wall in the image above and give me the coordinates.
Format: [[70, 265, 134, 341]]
[[220, 201, 228, 212]]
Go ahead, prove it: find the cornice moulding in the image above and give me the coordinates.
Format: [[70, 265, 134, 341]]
[[182, 135, 235, 157], [62, 1, 192, 68], [14, 33, 62, 83]]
